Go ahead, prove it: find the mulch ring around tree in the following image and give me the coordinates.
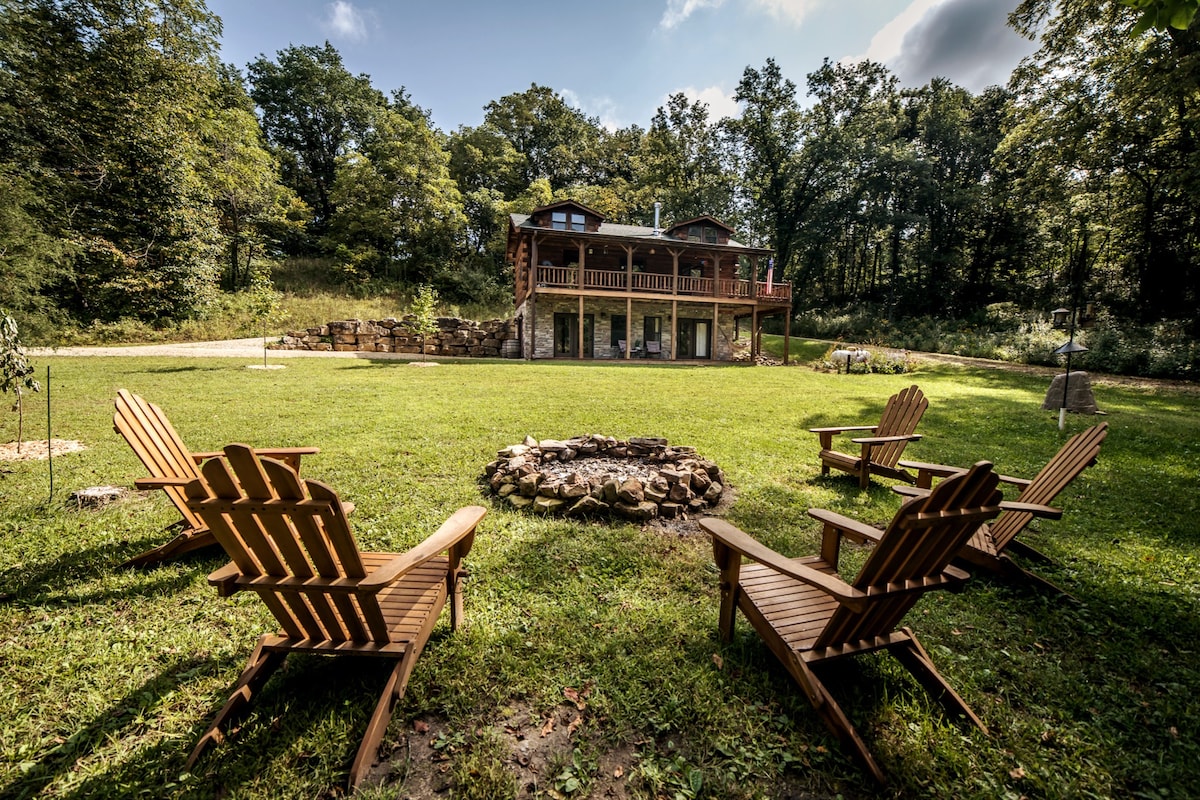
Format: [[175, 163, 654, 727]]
[[0, 439, 86, 462]]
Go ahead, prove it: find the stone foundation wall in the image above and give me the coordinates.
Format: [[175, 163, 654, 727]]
[[272, 316, 521, 358]]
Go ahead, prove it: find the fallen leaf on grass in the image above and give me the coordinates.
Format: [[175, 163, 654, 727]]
[[413, 720, 430, 734], [564, 687, 588, 710], [711, 653, 723, 669], [613, 766, 624, 779], [540, 717, 555, 737], [1010, 766, 1027, 779], [567, 715, 582, 737]]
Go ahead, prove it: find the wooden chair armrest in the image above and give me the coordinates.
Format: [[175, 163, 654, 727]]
[[806, 508, 885, 546], [809, 425, 878, 435], [891, 484, 929, 499], [190, 451, 223, 462], [134, 476, 193, 490], [700, 518, 867, 611], [207, 561, 242, 597], [810, 425, 878, 450], [359, 506, 487, 591], [850, 433, 923, 445], [998, 475, 1032, 489], [1000, 500, 1062, 519], [897, 460, 963, 477]]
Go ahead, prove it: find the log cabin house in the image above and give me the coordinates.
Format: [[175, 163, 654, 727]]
[[506, 200, 792, 362]]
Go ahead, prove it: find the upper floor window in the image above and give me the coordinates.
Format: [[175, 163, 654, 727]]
[[552, 211, 586, 231], [687, 224, 720, 243]]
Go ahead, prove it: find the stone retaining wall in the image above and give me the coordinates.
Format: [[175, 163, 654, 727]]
[[272, 316, 521, 357]]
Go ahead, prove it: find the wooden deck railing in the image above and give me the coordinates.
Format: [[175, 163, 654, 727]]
[[533, 265, 791, 303], [535, 267, 787, 302]]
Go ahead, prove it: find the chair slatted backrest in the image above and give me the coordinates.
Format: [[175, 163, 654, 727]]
[[988, 423, 1108, 552], [817, 462, 1001, 648], [114, 389, 205, 532], [870, 384, 928, 469], [184, 444, 388, 645]]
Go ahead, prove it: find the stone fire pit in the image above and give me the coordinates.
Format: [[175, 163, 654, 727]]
[[483, 435, 727, 521]]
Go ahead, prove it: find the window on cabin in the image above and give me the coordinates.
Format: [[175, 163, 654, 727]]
[[688, 225, 701, 242], [610, 314, 627, 347], [551, 211, 586, 231], [704, 226, 718, 243]]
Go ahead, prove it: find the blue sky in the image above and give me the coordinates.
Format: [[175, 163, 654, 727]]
[[204, 0, 1038, 133]]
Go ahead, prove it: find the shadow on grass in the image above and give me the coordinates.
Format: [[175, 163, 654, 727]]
[[134, 365, 229, 374], [0, 538, 203, 608], [0, 655, 212, 800]]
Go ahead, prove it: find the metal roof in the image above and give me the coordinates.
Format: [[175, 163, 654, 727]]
[[508, 214, 769, 254]]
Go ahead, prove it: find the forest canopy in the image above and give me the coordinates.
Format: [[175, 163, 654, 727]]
[[1, 0, 1197, 373]]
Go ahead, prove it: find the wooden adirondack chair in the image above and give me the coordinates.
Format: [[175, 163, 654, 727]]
[[810, 384, 927, 488], [896, 423, 1108, 597], [114, 389, 319, 567], [177, 443, 486, 790], [701, 461, 1003, 784]]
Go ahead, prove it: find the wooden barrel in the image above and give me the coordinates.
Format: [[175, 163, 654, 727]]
[[501, 339, 521, 359]]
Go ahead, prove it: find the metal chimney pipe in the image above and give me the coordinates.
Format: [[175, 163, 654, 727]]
[[653, 202, 661, 236]]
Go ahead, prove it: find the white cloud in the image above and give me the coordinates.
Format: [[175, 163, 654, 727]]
[[747, 0, 824, 27], [659, 0, 726, 31], [561, 89, 625, 131], [660, 0, 822, 31], [853, 0, 945, 64], [676, 85, 741, 121], [846, 0, 1035, 91], [324, 1, 368, 41]]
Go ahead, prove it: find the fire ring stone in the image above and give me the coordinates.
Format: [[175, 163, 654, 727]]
[[482, 435, 727, 521]]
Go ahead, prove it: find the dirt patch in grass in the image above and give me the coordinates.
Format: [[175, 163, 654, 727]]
[[0, 439, 87, 462], [370, 703, 636, 798]]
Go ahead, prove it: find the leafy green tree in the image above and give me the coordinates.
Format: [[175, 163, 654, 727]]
[[323, 98, 464, 285], [0, 166, 70, 322], [1119, 0, 1199, 31], [1008, 0, 1200, 326], [1, 0, 229, 323], [203, 67, 309, 289], [0, 310, 39, 451], [248, 43, 388, 237], [640, 94, 738, 225], [409, 283, 439, 362], [483, 84, 604, 191]]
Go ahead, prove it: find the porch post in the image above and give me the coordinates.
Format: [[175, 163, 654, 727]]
[[625, 296, 632, 360], [783, 310, 791, 365], [577, 241, 585, 290], [670, 300, 678, 361], [751, 307, 759, 359], [712, 302, 719, 360], [578, 295, 585, 359]]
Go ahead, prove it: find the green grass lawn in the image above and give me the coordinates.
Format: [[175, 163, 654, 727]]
[[1, 356, 1197, 799]]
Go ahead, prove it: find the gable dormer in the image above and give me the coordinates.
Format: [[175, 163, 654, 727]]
[[664, 215, 735, 246], [528, 200, 605, 233]]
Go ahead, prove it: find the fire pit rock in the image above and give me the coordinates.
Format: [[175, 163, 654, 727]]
[[483, 435, 728, 521]]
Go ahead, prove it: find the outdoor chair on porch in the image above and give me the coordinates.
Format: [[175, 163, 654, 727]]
[[701, 461, 1003, 784], [810, 384, 927, 488], [113, 389, 320, 567], [177, 443, 487, 790], [644, 339, 662, 358], [895, 423, 1108, 597]]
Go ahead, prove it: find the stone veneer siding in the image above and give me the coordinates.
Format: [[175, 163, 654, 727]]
[[273, 316, 520, 357], [520, 296, 743, 360]]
